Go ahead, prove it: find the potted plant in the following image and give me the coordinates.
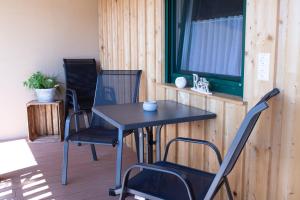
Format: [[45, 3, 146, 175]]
[[24, 71, 59, 102]]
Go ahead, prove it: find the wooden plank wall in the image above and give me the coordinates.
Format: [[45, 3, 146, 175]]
[[98, 0, 164, 148], [243, 0, 300, 199], [98, 0, 300, 199]]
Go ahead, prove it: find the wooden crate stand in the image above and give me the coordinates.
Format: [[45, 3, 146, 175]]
[[27, 100, 64, 141]]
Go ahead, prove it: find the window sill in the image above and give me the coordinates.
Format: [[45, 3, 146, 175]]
[[157, 83, 246, 106]]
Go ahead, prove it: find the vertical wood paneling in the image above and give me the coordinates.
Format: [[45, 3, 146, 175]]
[[106, 0, 113, 68], [39, 105, 47, 135], [243, 0, 280, 199], [244, 0, 279, 102], [27, 107, 36, 141], [98, 0, 300, 199], [122, 0, 132, 147], [165, 88, 178, 162], [189, 95, 206, 170], [205, 99, 225, 173], [156, 86, 166, 158], [137, 0, 147, 101], [52, 104, 59, 135], [128, 0, 138, 148], [99, 0, 108, 68], [275, 0, 300, 199], [177, 91, 190, 166], [130, 0, 138, 71], [117, 0, 124, 71], [46, 105, 53, 134], [146, 0, 156, 100], [155, 0, 163, 84], [123, 0, 131, 70], [111, 0, 118, 69], [98, 0, 104, 67], [205, 99, 225, 200], [244, 109, 273, 200], [224, 103, 247, 199], [268, 1, 287, 199]]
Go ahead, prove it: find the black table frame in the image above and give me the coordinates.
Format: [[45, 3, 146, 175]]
[[92, 100, 216, 195]]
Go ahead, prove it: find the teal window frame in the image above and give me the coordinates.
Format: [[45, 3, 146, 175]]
[[165, 0, 246, 97]]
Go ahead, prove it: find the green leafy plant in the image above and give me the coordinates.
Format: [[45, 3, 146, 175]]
[[23, 71, 59, 89]]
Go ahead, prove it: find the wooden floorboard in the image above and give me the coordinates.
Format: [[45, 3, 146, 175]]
[[0, 139, 137, 200]]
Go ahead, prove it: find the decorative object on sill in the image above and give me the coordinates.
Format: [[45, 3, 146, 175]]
[[191, 74, 212, 95], [24, 71, 60, 102], [143, 101, 158, 112], [175, 77, 187, 89]]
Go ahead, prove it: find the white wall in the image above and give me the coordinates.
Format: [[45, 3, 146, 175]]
[[0, 0, 99, 140]]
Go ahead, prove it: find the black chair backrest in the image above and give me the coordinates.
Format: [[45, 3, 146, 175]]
[[205, 88, 280, 199], [224, 88, 280, 176], [90, 70, 142, 128], [63, 59, 97, 110], [256, 88, 280, 105]]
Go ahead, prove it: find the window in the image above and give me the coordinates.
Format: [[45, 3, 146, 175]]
[[165, 0, 246, 96]]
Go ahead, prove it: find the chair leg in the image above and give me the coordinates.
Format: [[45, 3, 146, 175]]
[[146, 127, 153, 164], [62, 141, 69, 185], [134, 129, 139, 161], [115, 129, 124, 188], [224, 177, 234, 200], [90, 144, 98, 161], [74, 113, 82, 146], [83, 112, 90, 128], [119, 191, 126, 200]]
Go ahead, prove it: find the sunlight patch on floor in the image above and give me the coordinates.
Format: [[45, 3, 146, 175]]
[[0, 178, 13, 199], [0, 189, 13, 198], [21, 170, 54, 200], [0, 179, 12, 190], [0, 139, 37, 174], [23, 185, 49, 197], [27, 191, 53, 200]]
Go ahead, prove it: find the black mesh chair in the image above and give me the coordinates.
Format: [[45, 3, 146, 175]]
[[62, 70, 142, 185], [119, 88, 280, 200], [63, 59, 97, 130]]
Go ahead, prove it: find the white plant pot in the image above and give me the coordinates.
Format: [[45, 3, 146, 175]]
[[35, 88, 56, 102], [175, 77, 187, 89]]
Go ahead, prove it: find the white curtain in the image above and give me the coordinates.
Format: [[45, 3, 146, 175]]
[[180, 8, 243, 77]]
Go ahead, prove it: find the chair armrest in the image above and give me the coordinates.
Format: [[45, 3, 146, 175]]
[[64, 111, 87, 140], [121, 163, 194, 200], [66, 89, 79, 112], [164, 137, 223, 165]]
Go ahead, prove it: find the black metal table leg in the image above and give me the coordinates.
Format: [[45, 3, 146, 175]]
[[146, 127, 154, 164], [138, 128, 144, 163], [156, 125, 163, 161]]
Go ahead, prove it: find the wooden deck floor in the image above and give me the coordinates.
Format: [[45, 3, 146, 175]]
[[0, 139, 137, 200]]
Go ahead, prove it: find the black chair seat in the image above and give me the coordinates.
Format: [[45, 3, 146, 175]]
[[127, 161, 215, 200], [67, 127, 132, 146]]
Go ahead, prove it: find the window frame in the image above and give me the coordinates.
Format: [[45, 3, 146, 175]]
[[165, 0, 247, 97]]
